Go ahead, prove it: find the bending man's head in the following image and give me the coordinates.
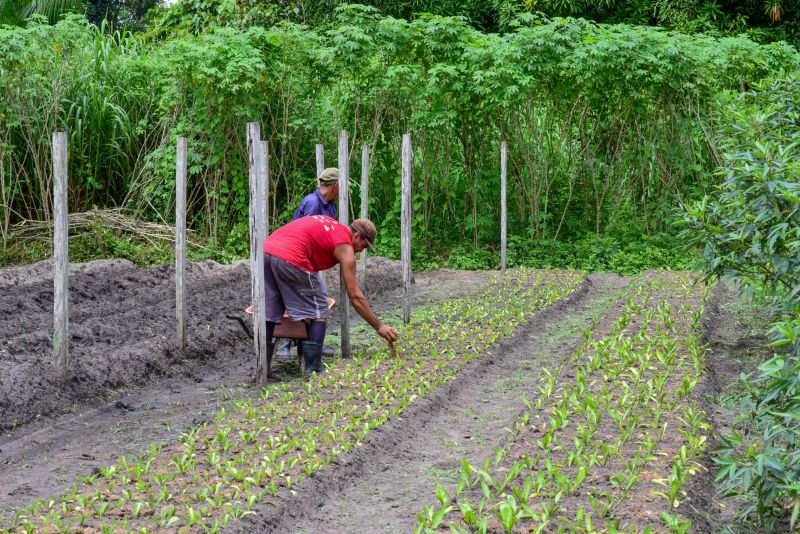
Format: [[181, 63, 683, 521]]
[[350, 219, 377, 253]]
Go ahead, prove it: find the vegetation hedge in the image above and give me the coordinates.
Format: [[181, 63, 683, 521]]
[[685, 73, 800, 530], [1, 10, 797, 262]]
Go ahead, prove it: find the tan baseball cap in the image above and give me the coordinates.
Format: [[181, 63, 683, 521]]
[[318, 167, 339, 185], [351, 218, 377, 252]]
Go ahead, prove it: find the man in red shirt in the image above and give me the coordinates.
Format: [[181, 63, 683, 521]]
[[262, 215, 398, 378]]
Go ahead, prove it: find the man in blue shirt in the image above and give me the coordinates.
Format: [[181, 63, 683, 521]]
[[276, 167, 340, 358], [294, 167, 339, 220]]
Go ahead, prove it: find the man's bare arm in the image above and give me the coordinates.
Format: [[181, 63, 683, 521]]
[[334, 243, 397, 342]]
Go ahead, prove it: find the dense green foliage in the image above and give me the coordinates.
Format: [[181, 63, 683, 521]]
[[684, 74, 800, 529], [1, 10, 796, 269], [503, 0, 800, 43], [150, 0, 800, 44]]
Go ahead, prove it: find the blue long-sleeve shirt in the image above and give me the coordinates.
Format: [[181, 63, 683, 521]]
[[293, 189, 337, 221]]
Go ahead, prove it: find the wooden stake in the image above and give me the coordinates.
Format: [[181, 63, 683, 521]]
[[501, 140, 507, 270], [358, 144, 369, 286], [260, 140, 269, 237], [175, 137, 187, 355], [52, 131, 69, 371], [338, 130, 351, 358], [316, 144, 325, 178], [401, 133, 412, 324], [247, 123, 268, 386]]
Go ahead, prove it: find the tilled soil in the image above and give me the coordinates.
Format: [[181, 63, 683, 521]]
[[0, 259, 487, 512], [236, 273, 630, 533], [0, 259, 251, 431]]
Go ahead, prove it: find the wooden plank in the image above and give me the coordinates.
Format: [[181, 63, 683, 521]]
[[316, 144, 325, 178], [52, 131, 69, 371], [255, 138, 268, 381], [175, 136, 187, 355], [358, 144, 369, 286], [247, 123, 268, 386], [401, 133, 412, 324], [501, 140, 507, 270], [260, 140, 270, 237], [338, 130, 351, 358]]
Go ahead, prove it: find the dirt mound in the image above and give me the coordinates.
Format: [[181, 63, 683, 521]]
[[322, 256, 408, 296], [0, 259, 138, 290], [0, 256, 404, 429]]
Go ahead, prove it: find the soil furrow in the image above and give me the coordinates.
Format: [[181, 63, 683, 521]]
[[236, 273, 629, 534]]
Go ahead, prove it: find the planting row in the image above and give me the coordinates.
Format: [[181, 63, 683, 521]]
[[417, 271, 711, 533], [2, 270, 582, 533]]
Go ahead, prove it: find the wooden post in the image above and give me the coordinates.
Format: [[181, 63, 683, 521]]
[[52, 131, 69, 371], [500, 140, 507, 270], [401, 133, 412, 324], [260, 140, 269, 237], [338, 131, 351, 358], [175, 137, 187, 355], [247, 123, 268, 386], [358, 144, 369, 286], [316, 144, 325, 178]]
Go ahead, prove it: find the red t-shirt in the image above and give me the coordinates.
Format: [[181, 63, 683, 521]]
[[263, 215, 353, 272]]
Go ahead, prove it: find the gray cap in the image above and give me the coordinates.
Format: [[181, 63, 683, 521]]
[[318, 167, 339, 185]]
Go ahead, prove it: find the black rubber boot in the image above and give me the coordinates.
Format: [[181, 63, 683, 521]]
[[302, 341, 324, 378], [267, 342, 281, 381]]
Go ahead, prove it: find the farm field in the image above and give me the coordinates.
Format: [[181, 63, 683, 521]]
[[0, 261, 755, 532], [1, 0, 797, 528]]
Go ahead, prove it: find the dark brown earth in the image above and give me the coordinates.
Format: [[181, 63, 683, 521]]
[[0, 258, 486, 512]]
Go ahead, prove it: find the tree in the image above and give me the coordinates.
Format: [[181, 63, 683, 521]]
[[85, 0, 161, 29], [0, 0, 81, 25]]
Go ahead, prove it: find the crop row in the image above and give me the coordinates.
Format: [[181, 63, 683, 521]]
[[416, 271, 711, 534], [3, 270, 582, 533]]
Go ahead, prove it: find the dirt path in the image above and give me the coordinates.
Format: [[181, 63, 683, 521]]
[[237, 273, 629, 534], [0, 263, 489, 513], [684, 282, 773, 533]]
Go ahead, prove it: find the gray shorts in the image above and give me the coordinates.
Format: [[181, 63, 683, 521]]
[[263, 253, 329, 323]]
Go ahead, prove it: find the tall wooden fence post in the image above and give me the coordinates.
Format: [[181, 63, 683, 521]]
[[52, 131, 69, 371], [247, 123, 268, 386], [358, 144, 369, 286], [175, 137, 187, 355], [260, 140, 270, 237], [401, 133, 412, 324], [500, 140, 507, 271], [338, 131, 351, 358], [316, 144, 325, 178]]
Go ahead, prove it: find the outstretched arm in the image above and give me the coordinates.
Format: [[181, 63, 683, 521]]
[[334, 243, 398, 342]]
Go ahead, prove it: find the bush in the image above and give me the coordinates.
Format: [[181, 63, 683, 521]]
[[377, 230, 693, 274], [684, 73, 800, 530]]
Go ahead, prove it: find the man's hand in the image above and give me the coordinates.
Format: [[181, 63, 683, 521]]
[[377, 324, 398, 342]]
